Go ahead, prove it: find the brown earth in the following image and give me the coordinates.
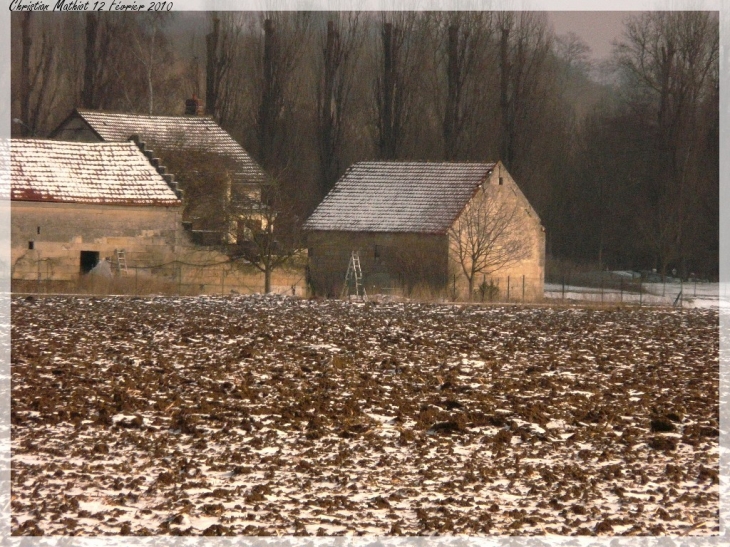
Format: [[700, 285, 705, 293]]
[[10, 295, 720, 536]]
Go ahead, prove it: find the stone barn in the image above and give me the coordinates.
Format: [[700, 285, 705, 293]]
[[49, 100, 267, 245], [303, 161, 545, 301], [10, 139, 183, 289]]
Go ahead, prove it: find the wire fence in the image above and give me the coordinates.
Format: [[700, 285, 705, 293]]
[[7, 255, 724, 308], [544, 272, 722, 308], [10, 259, 306, 297]]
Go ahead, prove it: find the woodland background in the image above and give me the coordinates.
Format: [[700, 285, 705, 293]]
[[10, 11, 720, 279]]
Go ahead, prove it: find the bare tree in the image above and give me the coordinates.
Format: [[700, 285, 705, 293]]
[[82, 12, 114, 110], [72, 13, 180, 115], [449, 183, 530, 298], [205, 14, 222, 118], [129, 14, 166, 115], [554, 31, 592, 75], [255, 13, 311, 171], [374, 13, 420, 160], [18, 12, 33, 136], [316, 13, 363, 199], [614, 11, 718, 276], [440, 12, 494, 160], [234, 181, 302, 294], [204, 12, 247, 123], [15, 12, 59, 137], [496, 12, 552, 171]]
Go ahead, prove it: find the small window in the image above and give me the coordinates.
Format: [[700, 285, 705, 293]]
[[499, 176, 504, 185], [28, 241, 34, 250], [36, 226, 40, 234]]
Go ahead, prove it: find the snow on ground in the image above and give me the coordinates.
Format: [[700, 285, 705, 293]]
[[545, 282, 723, 308], [10, 295, 719, 536]]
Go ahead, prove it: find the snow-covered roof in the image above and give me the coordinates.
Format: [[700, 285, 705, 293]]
[[57, 109, 266, 186], [11, 139, 182, 206], [303, 161, 496, 234]]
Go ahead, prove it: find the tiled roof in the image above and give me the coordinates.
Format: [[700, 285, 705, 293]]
[[304, 162, 496, 234], [72, 110, 266, 185], [11, 139, 182, 206]]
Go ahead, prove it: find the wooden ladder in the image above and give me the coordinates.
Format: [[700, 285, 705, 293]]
[[341, 250, 367, 301], [114, 249, 128, 276]]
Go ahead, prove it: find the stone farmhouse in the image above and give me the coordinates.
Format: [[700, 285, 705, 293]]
[[10, 139, 182, 288], [10, 138, 304, 295], [304, 161, 545, 300], [49, 98, 267, 246]]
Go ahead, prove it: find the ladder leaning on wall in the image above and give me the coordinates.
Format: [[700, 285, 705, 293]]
[[113, 249, 128, 276], [341, 250, 367, 301]]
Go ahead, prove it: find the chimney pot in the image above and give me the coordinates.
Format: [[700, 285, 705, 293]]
[[185, 96, 204, 116]]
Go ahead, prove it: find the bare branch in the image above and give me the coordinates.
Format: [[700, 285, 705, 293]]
[[449, 183, 531, 298]]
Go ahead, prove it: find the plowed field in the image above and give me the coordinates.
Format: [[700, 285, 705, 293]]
[[10, 295, 719, 536]]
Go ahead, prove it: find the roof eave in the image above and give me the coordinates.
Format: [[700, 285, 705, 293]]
[[303, 226, 448, 236], [11, 195, 182, 207]]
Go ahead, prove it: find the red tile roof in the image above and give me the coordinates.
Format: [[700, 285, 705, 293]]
[[304, 162, 496, 234], [11, 140, 182, 206]]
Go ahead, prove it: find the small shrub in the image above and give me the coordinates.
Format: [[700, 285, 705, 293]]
[[478, 279, 500, 302]]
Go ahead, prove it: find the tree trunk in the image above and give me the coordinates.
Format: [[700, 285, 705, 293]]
[[20, 12, 32, 137], [205, 16, 220, 118], [82, 12, 98, 109], [318, 20, 338, 199], [444, 24, 459, 160], [257, 18, 276, 169], [380, 22, 395, 159], [499, 22, 512, 168], [264, 267, 272, 294]]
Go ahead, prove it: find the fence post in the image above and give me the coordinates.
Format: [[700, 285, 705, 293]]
[[680, 278, 683, 308], [620, 279, 623, 303], [639, 277, 642, 307], [601, 277, 604, 303]]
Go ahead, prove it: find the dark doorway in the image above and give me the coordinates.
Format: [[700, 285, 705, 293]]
[[80, 251, 100, 274]]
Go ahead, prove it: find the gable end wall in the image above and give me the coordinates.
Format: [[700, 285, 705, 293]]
[[50, 115, 104, 143], [447, 163, 545, 300]]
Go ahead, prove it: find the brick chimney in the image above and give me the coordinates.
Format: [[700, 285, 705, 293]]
[[185, 95, 204, 116]]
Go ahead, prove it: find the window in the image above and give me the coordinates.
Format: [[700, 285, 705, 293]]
[[28, 241, 34, 250]]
